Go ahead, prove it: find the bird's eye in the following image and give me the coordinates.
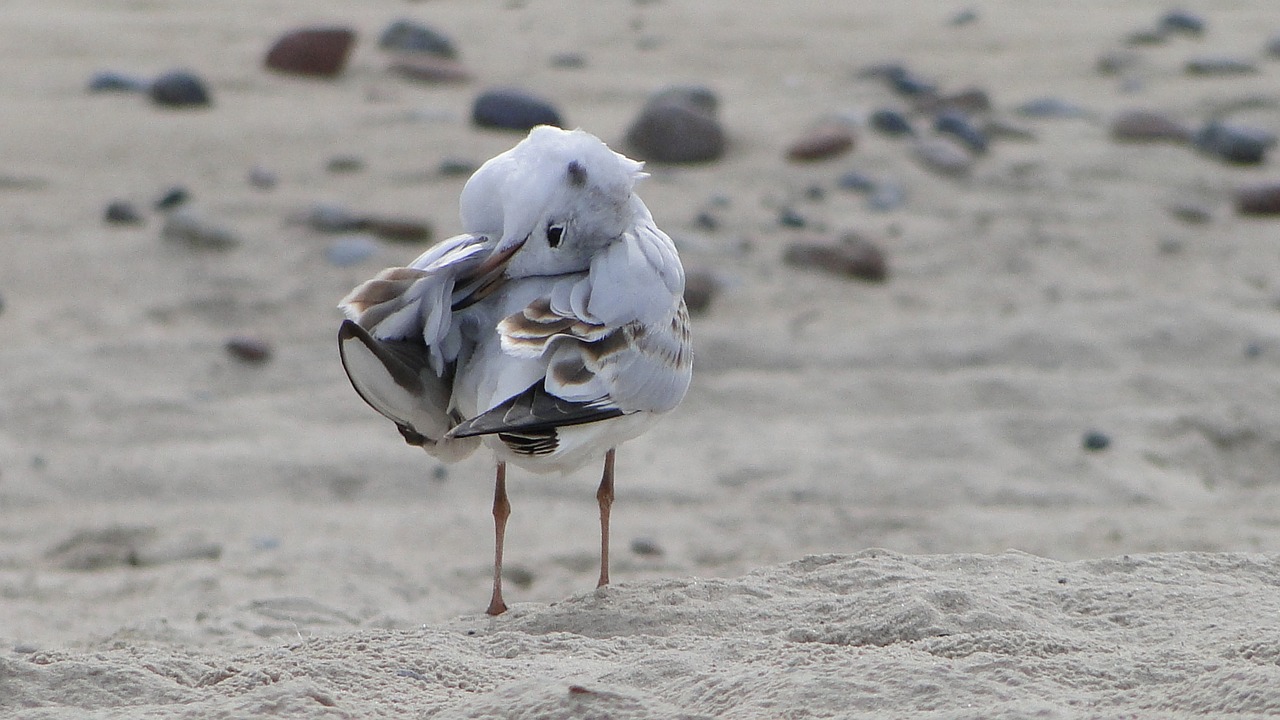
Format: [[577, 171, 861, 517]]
[[546, 224, 565, 248]]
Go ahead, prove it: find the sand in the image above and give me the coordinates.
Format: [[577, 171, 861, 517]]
[[3, 0, 1280, 716]]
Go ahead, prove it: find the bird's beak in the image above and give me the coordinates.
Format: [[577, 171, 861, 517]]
[[452, 235, 527, 311]]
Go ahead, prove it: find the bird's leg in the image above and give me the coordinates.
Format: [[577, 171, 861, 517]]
[[487, 461, 510, 616], [595, 448, 616, 588]]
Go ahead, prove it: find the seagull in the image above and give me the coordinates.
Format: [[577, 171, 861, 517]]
[[337, 126, 692, 615]]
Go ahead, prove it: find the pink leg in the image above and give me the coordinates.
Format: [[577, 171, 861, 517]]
[[596, 448, 616, 588], [487, 462, 510, 615]]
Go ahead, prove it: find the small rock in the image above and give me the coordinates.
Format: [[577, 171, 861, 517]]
[[327, 235, 378, 266], [883, 65, 937, 97], [1167, 200, 1213, 224], [869, 108, 915, 137], [918, 87, 992, 116], [104, 201, 144, 225], [983, 118, 1037, 141], [692, 210, 719, 231], [225, 336, 273, 364], [1082, 430, 1111, 451], [1124, 28, 1168, 46], [1096, 50, 1142, 76], [778, 207, 807, 228], [786, 124, 855, 161], [387, 53, 471, 83], [1159, 9, 1206, 37], [549, 52, 587, 69], [1109, 110, 1192, 143], [377, 19, 457, 58], [161, 209, 239, 250], [248, 166, 278, 189], [783, 233, 888, 282], [625, 86, 725, 163], [682, 268, 721, 316], [265, 26, 357, 78], [299, 203, 366, 233], [913, 137, 973, 178], [326, 155, 365, 173], [1235, 182, 1280, 215], [629, 537, 665, 557], [1267, 34, 1280, 59], [1185, 56, 1258, 76], [1194, 121, 1275, 165], [88, 70, 150, 93], [149, 70, 212, 108], [472, 88, 564, 131], [1015, 97, 1091, 119], [934, 110, 988, 154], [837, 170, 877, 193], [948, 8, 979, 26], [363, 217, 433, 244], [155, 186, 190, 210], [438, 158, 478, 177]]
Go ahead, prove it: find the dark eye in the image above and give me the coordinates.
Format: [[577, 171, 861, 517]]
[[546, 224, 565, 248]]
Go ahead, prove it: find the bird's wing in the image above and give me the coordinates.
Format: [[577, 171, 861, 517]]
[[337, 233, 503, 459], [452, 222, 692, 439]]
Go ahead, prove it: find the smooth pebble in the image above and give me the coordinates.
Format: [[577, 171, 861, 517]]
[[225, 336, 273, 364], [786, 125, 855, 162], [161, 210, 239, 250], [625, 86, 725, 163], [265, 27, 357, 78], [870, 109, 915, 137], [149, 70, 212, 108], [1109, 110, 1192, 143], [783, 233, 888, 282], [472, 88, 564, 131], [1235, 182, 1280, 215], [377, 19, 457, 58], [88, 71, 150, 93], [104, 201, 144, 225], [1194, 121, 1275, 165], [913, 137, 973, 178]]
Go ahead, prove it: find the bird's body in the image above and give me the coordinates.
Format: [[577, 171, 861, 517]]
[[337, 126, 691, 614]]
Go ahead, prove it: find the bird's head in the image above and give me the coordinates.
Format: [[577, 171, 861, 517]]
[[459, 126, 647, 278]]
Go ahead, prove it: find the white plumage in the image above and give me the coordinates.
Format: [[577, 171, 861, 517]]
[[337, 126, 692, 614]]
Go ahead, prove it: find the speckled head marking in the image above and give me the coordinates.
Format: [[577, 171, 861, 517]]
[[566, 160, 588, 187]]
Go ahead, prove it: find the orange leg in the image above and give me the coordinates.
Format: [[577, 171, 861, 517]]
[[596, 448, 616, 588], [486, 461, 510, 615]]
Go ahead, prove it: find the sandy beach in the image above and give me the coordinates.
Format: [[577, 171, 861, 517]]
[[3, 0, 1280, 716]]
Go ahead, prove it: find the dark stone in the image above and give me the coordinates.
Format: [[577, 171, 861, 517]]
[[362, 217, 433, 244], [682, 268, 721, 316], [1235, 182, 1280, 215], [248, 166, 278, 189], [155, 186, 190, 210], [625, 87, 725, 163], [1014, 97, 1091, 119], [472, 88, 564, 131], [1109, 110, 1193, 143], [1185, 56, 1258, 76], [629, 537, 665, 556], [1267, 34, 1280, 59], [300, 203, 366, 233], [326, 155, 365, 173], [783, 233, 888, 282], [104, 201, 144, 225], [1082, 431, 1111, 451], [948, 8, 979, 26], [1159, 9, 1206, 37], [225, 336, 273, 364], [778, 207, 807, 228], [934, 110, 988, 154], [870, 109, 914, 137], [786, 125, 855, 161], [148, 70, 211, 108], [377, 19, 457, 58], [265, 27, 357, 78], [88, 71, 149, 93], [438, 158, 478, 177], [837, 170, 877, 193], [866, 183, 906, 212], [549, 52, 587, 69], [1194, 121, 1275, 165], [884, 65, 937, 97]]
